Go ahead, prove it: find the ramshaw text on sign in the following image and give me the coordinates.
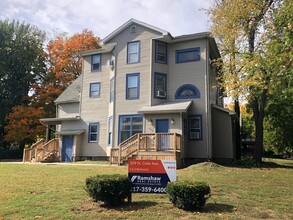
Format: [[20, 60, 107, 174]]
[[128, 160, 176, 194]]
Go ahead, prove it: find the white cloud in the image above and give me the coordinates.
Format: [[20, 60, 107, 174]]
[[0, 0, 211, 38]]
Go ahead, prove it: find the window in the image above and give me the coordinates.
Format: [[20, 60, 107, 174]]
[[89, 123, 99, 142], [110, 77, 114, 103], [92, 54, 101, 71], [189, 115, 202, 140], [127, 41, 140, 63], [176, 48, 200, 63], [154, 72, 167, 98], [108, 116, 113, 145], [89, 82, 101, 98], [126, 73, 140, 100], [155, 41, 167, 63], [130, 25, 136, 34], [175, 84, 200, 99], [119, 115, 143, 143]]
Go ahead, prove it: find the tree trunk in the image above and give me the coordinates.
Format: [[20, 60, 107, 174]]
[[234, 99, 241, 160], [252, 90, 267, 162]]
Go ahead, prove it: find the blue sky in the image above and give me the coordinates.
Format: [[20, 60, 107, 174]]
[[0, 0, 211, 39]]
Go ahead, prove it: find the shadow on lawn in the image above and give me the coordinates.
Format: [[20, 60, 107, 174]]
[[202, 203, 235, 213], [105, 201, 158, 211], [227, 156, 293, 169], [230, 161, 293, 169]]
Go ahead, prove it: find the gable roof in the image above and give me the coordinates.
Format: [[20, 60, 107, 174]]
[[102, 18, 169, 44], [55, 76, 82, 104]]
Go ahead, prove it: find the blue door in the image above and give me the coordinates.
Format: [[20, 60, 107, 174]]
[[62, 136, 73, 162], [156, 119, 169, 150], [156, 119, 169, 133]]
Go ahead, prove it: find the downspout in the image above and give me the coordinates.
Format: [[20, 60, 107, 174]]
[[112, 46, 117, 147], [205, 38, 211, 160]]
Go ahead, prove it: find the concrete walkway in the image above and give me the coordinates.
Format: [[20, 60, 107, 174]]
[[0, 161, 115, 166]]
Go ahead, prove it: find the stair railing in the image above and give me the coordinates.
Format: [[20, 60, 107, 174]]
[[118, 133, 139, 165], [23, 139, 45, 162]]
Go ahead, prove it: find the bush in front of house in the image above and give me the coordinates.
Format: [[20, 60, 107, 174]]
[[166, 180, 211, 210], [85, 174, 132, 206]]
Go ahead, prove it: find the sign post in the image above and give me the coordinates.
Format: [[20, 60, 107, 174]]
[[128, 160, 176, 194]]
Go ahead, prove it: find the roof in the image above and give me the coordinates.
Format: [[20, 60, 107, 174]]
[[157, 32, 220, 59], [79, 43, 116, 57], [212, 104, 236, 116], [102, 18, 169, 44], [40, 116, 80, 125], [55, 129, 85, 135], [172, 32, 211, 42], [138, 101, 192, 114], [55, 76, 82, 104]]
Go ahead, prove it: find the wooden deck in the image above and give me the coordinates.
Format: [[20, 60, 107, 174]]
[[110, 133, 182, 167]]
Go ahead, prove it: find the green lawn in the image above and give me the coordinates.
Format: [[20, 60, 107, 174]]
[[0, 159, 292, 220]]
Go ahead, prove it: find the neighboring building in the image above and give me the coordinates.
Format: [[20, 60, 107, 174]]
[[39, 19, 237, 165]]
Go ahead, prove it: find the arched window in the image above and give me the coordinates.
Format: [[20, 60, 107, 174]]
[[175, 84, 200, 99]]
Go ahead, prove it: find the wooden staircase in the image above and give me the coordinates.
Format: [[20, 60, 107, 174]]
[[110, 133, 182, 166], [23, 138, 60, 163]]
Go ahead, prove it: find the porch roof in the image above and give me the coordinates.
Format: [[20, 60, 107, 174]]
[[56, 129, 85, 135], [138, 101, 192, 114], [40, 116, 80, 125]]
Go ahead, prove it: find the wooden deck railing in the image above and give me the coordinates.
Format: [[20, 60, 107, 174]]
[[23, 138, 59, 163], [23, 139, 45, 162], [110, 133, 181, 165]]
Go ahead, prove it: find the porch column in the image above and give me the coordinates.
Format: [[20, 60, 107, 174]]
[[46, 125, 51, 142]]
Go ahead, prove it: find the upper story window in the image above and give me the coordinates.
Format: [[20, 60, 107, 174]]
[[127, 41, 140, 64], [175, 84, 200, 99], [110, 77, 114, 103], [126, 73, 140, 100], [155, 41, 167, 64], [154, 72, 167, 99], [176, 47, 200, 63], [89, 123, 99, 143], [92, 54, 101, 71], [89, 82, 101, 98], [189, 115, 202, 140]]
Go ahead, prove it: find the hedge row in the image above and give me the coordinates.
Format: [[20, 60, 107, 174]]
[[85, 174, 211, 210]]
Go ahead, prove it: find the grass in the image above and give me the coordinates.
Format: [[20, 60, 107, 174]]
[[0, 158, 292, 220]]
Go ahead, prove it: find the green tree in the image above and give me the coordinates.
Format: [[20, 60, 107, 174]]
[[264, 0, 293, 155], [208, 0, 278, 162], [0, 20, 46, 150]]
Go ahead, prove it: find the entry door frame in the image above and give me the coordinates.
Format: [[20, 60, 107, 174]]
[[61, 135, 74, 162]]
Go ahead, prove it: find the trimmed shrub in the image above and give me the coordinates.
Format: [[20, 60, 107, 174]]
[[166, 181, 211, 210], [85, 174, 132, 206]]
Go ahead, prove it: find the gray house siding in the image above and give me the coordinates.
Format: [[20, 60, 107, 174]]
[[106, 24, 163, 146], [44, 19, 235, 163]]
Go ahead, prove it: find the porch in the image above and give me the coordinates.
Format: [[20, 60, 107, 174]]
[[110, 133, 182, 167], [23, 138, 60, 163]]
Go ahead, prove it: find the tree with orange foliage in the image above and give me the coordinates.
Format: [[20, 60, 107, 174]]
[[4, 106, 46, 147], [32, 29, 101, 118], [4, 29, 100, 147], [47, 29, 100, 87]]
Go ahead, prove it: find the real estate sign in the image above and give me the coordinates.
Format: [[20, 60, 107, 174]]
[[128, 160, 176, 194]]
